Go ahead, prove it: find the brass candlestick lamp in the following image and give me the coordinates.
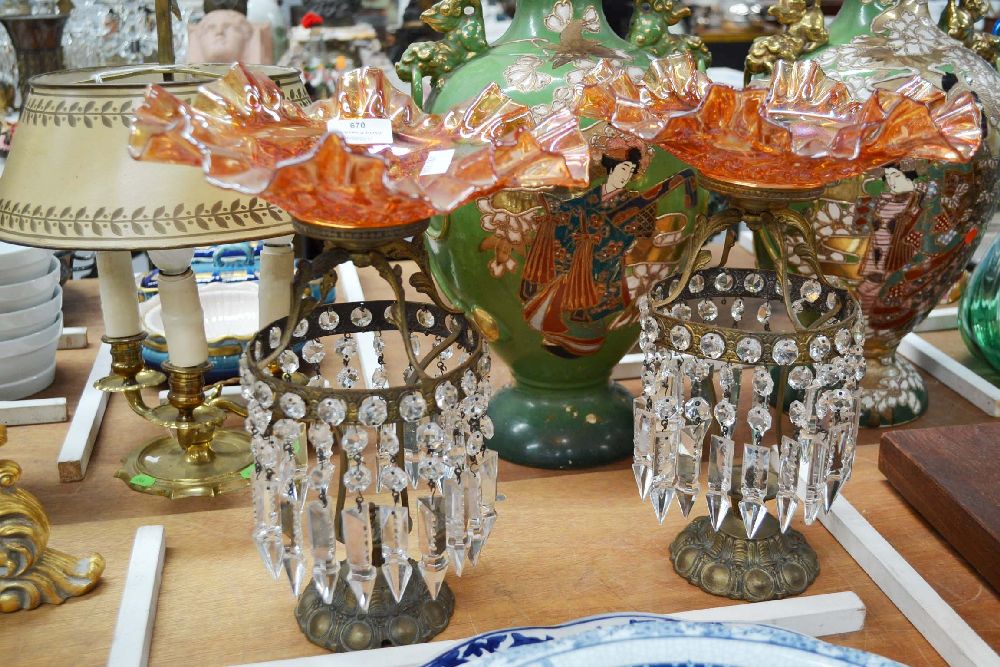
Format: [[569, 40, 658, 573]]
[[0, 62, 309, 497]]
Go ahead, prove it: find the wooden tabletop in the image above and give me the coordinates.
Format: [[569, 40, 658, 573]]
[[2, 275, 998, 666]]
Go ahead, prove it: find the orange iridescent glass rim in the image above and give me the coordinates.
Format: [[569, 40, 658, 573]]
[[574, 54, 983, 190], [129, 64, 591, 229]]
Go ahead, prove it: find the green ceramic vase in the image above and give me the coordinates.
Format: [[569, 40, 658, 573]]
[[402, 0, 707, 468], [758, 0, 1000, 427]]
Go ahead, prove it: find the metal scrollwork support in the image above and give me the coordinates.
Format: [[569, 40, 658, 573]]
[[653, 175, 838, 332], [0, 425, 105, 612]]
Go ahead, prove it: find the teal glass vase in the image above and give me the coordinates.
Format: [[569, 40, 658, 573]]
[[960, 234, 1000, 370]]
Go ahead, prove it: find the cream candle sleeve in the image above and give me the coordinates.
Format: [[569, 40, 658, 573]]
[[156, 270, 209, 367], [259, 236, 295, 329], [96, 250, 142, 338]]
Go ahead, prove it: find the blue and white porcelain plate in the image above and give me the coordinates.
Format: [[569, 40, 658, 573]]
[[424, 615, 901, 667], [425, 613, 666, 667]]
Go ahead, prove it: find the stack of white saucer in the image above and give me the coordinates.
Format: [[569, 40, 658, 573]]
[[0, 242, 63, 400]]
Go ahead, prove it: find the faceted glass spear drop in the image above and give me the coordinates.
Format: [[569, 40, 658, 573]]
[[341, 505, 378, 612], [254, 526, 284, 580], [824, 423, 850, 512], [804, 432, 831, 524], [776, 436, 801, 533], [282, 546, 307, 597], [674, 424, 707, 518], [478, 449, 499, 551], [443, 477, 470, 576], [379, 505, 413, 603], [706, 435, 734, 531], [650, 427, 679, 523], [307, 500, 339, 603], [417, 495, 450, 600], [632, 397, 654, 499], [464, 471, 487, 566], [739, 444, 770, 538]]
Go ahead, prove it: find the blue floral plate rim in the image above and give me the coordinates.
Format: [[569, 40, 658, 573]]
[[423, 613, 902, 667]]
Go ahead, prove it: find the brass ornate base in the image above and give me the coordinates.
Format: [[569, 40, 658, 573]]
[[858, 354, 928, 428], [1, 426, 104, 612], [295, 559, 454, 652], [670, 514, 819, 602], [114, 429, 252, 499]]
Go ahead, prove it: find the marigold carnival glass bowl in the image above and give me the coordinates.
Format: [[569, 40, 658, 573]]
[[573, 53, 983, 191], [129, 63, 591, 230]]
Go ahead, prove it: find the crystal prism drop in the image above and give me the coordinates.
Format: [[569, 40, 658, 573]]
[[776, 436, 802, 532], [307, 500, 335, 562], [706, 493, 731, 532], [254, 528, 284, 579], [740, 443, 770, 538], [464, 472, 484, 566], [650, 485, 675, 524], [676, 488, 696, 518], [341, 505, 377, 612], [632, 462, 652, 500], [803, 431, 830, 525], [283, 547, 307, 596], [633, 398, 654, 499], [417, 496, 450, 600], [443, 478, 469, 576], [379, 506, 413, 603], [824, 423, 850, 511], [312, 561, 340, 605], [776, 494, 798, 534], [477, 449, 499, 555], [739, 499, 768, 539]]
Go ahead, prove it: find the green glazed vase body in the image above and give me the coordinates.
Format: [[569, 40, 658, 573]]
[[421, 0, 705, 468], [761, 0, 1000, 427], [960, 234, 1000, 370]]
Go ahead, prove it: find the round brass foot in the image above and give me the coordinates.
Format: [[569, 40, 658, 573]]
[[114, 428, 252, 499], [295, 559, 454, 652], [670, 514, 819, 602]]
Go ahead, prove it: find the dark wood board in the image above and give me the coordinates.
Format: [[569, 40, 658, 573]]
[[879, 423, 1000, 592]]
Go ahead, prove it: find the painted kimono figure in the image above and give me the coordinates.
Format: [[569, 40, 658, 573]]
[[855, 167, 927, 322], [518, 148, 696, 357]]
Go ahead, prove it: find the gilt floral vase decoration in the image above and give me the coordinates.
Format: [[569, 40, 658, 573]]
[[399, 0, 711, 468], [757, 0, 1000, 427]]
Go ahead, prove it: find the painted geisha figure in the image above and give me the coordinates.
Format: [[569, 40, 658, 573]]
[[478, 135, 696, 358], [854, 167, 929, 319]]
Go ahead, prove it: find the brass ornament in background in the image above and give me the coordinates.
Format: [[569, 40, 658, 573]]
[[0, 12, 69, 107], [744, 0, 829, 84], [940, 0, 1000, 65], [0, 425, 105, 612], [295, 559, 455, 651], [626, 0, 711, 63]]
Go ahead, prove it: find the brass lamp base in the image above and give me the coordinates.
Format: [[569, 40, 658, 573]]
[[295, 559, 455, 652], [114, 429, 252, 499], [670, 513, 819, 602]]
